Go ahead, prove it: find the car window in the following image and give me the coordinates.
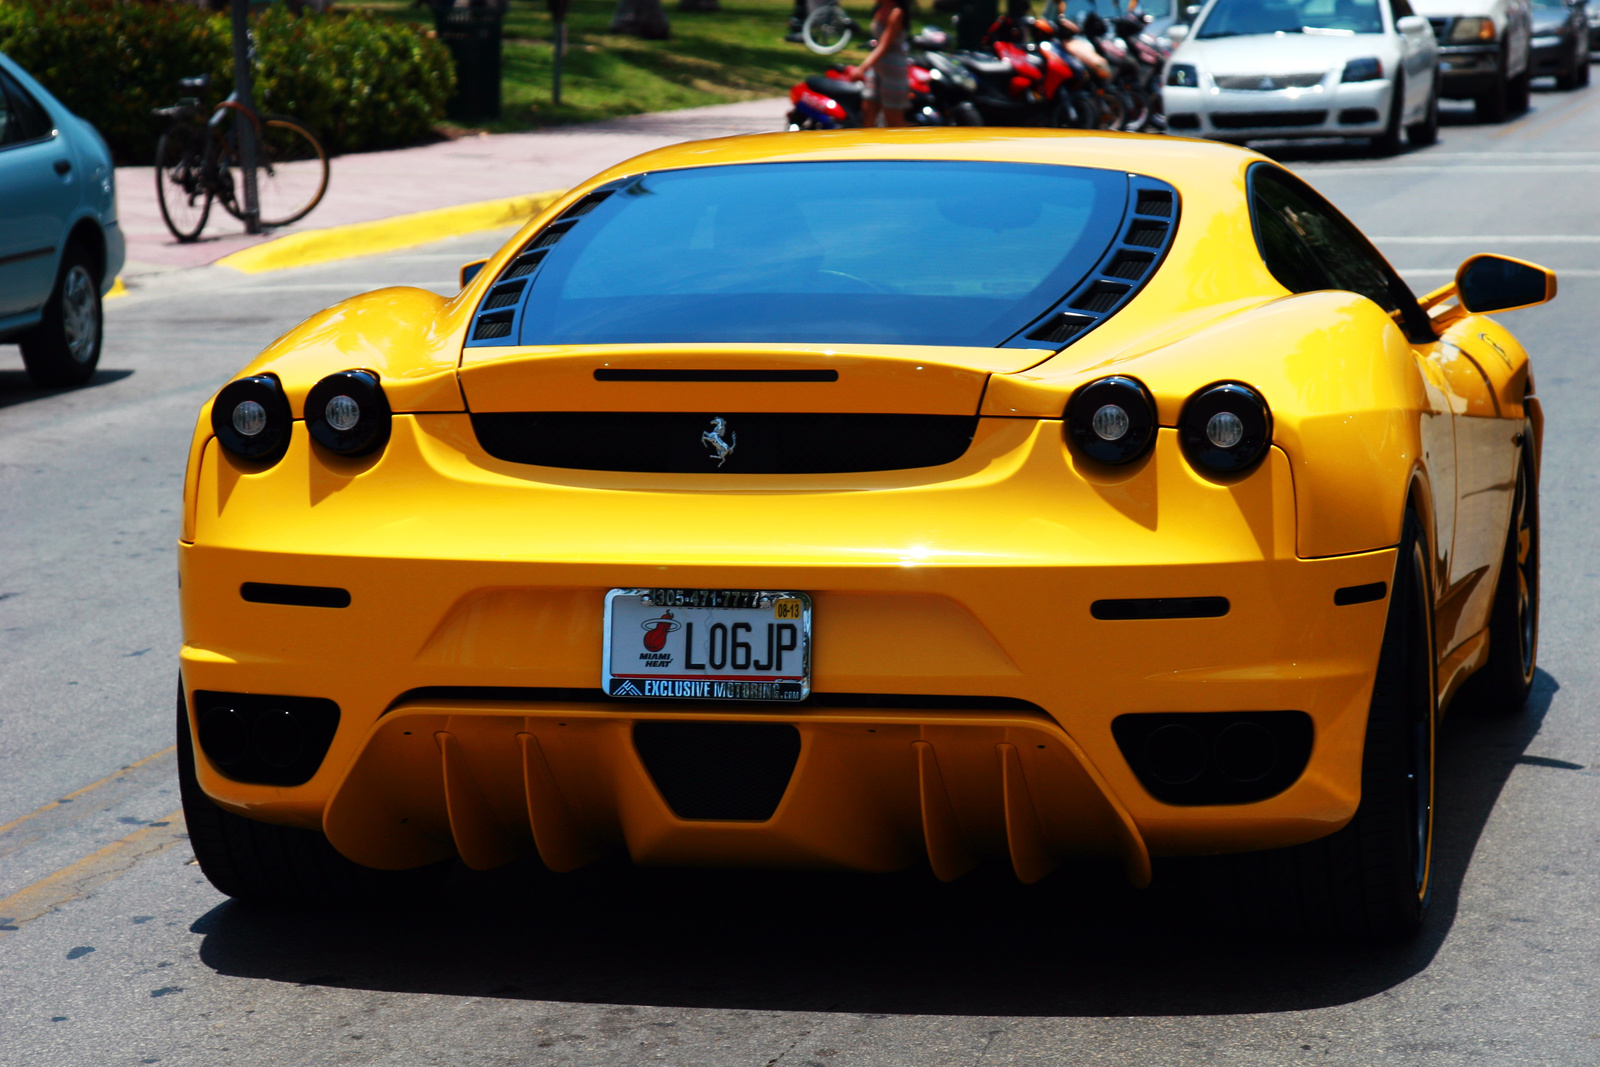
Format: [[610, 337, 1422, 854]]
[[1249, 164, 1433, 340], [1389, 0, 1415, 18], [515, 161, 1129, 348], [1198, 0, 1384, 37], [0, 71, 53, 145]]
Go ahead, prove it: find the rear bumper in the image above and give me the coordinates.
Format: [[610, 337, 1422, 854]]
[[180, 413, 1397, 878]]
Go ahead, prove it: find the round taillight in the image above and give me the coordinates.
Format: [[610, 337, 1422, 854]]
[[1179, 382, 1272, 474], [306, 369, 391, 457], [211, 375, 292, 464], [1066, 375, 1157, 465]]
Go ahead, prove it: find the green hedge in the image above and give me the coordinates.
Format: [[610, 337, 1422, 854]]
[[0, 1, 454, 162]]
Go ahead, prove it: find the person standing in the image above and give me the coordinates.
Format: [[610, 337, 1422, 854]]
[[846, 0, 912, 127]]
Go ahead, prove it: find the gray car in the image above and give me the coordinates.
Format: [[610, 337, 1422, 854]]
[[0, 52, 124, 387]]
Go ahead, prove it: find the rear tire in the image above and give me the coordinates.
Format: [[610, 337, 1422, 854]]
[[1507, 70, 1531, 113], [178, 684, 445, 905], [19, 244, 101, 388], [1475, 428, 1539, 712], [1222, 509, 1436, 940]]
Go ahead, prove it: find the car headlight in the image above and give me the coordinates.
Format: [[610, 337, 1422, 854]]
[[212, 375, 293, 464], [1166, 63, 1199, 88], [1179, 382, 1271, 474], [1450, 17, 1495, 41], [1341, 56, 1383, 82], [1066, 376, 1158, 465], [306, 369, 392, 457]]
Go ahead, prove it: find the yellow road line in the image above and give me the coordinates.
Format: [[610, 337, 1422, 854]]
[[217, 188, 569, 274], [0, 746, 177, 839], [0, 811, 187, 937]]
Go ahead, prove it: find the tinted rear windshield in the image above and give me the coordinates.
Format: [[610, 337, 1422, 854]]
[[511, 161, 1128, 348]]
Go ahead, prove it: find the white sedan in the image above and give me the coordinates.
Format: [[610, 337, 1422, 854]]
[[1164, 0, 1441, 151]]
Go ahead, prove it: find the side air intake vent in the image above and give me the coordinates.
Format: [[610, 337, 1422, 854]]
[[465, 182, 623, 349], [1008, 176, 1181, 353], [1072, 281, 1133, 313], [1124, 219, 1170, 248], [473, 312, 514, 340], [1028, 312, 1096, 344], [1135, 190, 1173, 217]]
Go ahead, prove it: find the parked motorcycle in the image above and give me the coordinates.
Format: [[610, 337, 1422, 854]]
[[785, 52, 983, 128]]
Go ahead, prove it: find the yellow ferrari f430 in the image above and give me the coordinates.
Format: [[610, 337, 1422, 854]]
[[177, 130, 1552, 939]]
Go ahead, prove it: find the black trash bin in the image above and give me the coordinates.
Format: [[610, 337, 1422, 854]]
[[431, 1, 506, 122]]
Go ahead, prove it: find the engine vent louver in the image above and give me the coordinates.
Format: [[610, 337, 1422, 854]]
[[1135, 190, 1173, 217], [1013, 176, 1181, 352], [483, 279, 527, 309], [464, 182, 623, 348], [1029, 312, 1096, 344]]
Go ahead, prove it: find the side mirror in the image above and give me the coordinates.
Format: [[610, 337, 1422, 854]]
[[1167, 22, 1189, 41], [460, 259, 488, 288], [1396, 14, 1429, 32], [1457, 254, 1557, 314]]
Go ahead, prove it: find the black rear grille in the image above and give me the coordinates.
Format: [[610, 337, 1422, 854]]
[[473, 312, 514, 340], [1210, 110, 1327, 129], [1105, 250, 1155, 280], [633, 721, 801, 821], [503, 248, 549, 279], [471, 411, 979, 474]]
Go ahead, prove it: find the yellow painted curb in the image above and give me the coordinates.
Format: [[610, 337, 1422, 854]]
[[105, 277, 128, 300], [216, 188, 568, 274]]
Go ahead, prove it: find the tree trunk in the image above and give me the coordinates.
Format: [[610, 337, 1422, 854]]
[[678, 0, 720, 11], [610, 0, 671, 38]]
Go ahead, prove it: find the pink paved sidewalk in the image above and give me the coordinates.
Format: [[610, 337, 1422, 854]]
[[120, 97, 792, 277]]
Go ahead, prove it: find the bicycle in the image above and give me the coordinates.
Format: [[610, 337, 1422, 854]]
[[802, 0, 858, 54], [152, 74, 329, 243]]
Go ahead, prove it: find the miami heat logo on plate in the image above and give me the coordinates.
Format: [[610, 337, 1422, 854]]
[[640, 611, 682, 652]]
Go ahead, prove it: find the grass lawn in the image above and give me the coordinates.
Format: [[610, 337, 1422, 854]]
[[352, 0, 917, 130]]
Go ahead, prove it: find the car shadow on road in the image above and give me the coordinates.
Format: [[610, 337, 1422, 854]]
[[195, 669, 1560, 1018], [0, 368, 133, 410]]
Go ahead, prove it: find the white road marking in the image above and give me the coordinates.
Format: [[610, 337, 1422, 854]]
[[1374, 235, 1600, 244]]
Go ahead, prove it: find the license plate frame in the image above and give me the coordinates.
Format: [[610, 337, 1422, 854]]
[[602, 588, 812, 702]]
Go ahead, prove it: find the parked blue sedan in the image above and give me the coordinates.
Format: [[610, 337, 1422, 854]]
[[0, 51, 124, 387]]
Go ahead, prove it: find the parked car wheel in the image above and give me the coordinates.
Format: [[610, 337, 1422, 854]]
[[1407, 81, 1440, 147], [1508, 69, 1531, 112], [19, 244, 102, 388], [1477, 428, 1539, 712]]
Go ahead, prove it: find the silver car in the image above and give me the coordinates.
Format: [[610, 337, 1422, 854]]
[[0, 51, 124, 388], [1165, 0, 1442, 151]]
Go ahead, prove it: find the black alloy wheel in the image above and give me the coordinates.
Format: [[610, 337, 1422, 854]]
[[1220, 509, 1436, 939], [1478, 424, 1540, 712], [19, 244, 102, 388]]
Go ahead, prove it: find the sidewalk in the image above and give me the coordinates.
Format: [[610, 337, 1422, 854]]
[[119, 97, 792, 278]]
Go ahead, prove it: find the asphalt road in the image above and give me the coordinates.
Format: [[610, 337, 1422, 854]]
[[3, 88, 1598, 1067]]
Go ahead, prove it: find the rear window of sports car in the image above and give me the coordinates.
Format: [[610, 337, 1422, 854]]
[[506, 161, 1129, 348]]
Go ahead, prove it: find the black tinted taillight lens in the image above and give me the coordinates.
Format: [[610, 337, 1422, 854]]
[[212, 374, 292, 464], [1066, 375, 1157, 465], [1179, 382, 1272, 474], [306, 369, 391, 457]]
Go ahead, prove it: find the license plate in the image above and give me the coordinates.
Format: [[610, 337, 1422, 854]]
[[603, 588, 812, 702]]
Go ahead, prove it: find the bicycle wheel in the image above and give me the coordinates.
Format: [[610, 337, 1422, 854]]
[[254, 116, 329, 228], [154, 125, 211, 243], [803, 4, 854, 54]]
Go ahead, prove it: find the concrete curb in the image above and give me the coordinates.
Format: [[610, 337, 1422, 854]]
[[212, 188, 569, 275]]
